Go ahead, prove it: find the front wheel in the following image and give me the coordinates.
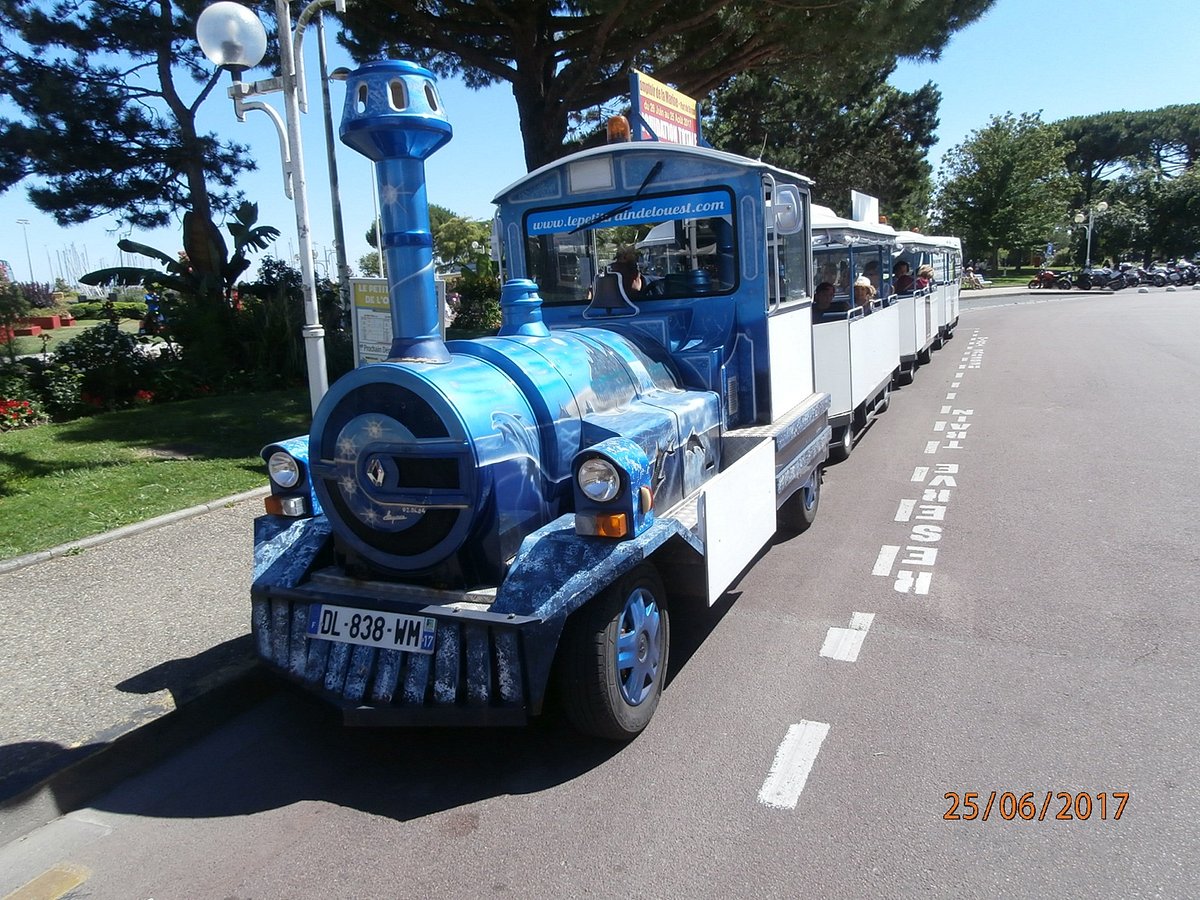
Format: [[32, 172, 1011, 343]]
[[557, 565, 669, 740], [1056, 277, 1073, 290], [1028, 278, 1041, 289], [1077, 275, 1093, 290], [1153, 274, 1166, 287]]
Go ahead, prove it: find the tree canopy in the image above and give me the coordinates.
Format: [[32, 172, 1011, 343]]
[[339, 0, 995, 171], [705, 71, 941, 230], [0, 0, 258, 241], [933, 112, 1075, 265], [1053, 105, 1200, 263]]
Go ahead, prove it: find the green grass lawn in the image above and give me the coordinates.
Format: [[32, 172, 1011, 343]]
[[6, 318, 143, 357], [0, 390, 310, 559]]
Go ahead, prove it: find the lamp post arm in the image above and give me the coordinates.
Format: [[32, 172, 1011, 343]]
[[291, 0, 348, 114], [230, 82, 295, 199]]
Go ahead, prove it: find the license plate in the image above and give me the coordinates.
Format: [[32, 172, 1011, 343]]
[[307, 604, 436, 654]]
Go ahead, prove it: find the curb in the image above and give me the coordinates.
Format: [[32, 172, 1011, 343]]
[[0, 663, 279, 846], [0, 486, 270, 575]]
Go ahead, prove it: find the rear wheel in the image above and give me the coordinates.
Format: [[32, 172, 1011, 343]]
[[1153, 274, 1166, 287], [557, 565, 669, 741], [1056, 277, 1072, 290], [829, 422, 854, 462], [778, 467, 821, 534], [1028, 278, 1041, 289], [1077, 275, 1093, 290], [876, 385, 891, 415]]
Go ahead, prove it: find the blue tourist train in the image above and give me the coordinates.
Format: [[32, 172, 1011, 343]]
[[250, 61, 957, 739]]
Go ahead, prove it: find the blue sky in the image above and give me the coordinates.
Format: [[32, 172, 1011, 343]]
[[2, 0, 1198, 285]]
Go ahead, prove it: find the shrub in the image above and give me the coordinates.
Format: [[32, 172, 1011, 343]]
[[53, 322, 152, 410], [70, 300, 147, 320], [1, 282, 32, 363]]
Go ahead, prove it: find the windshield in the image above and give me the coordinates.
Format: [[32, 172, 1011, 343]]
[[523, 188, 738, 305]]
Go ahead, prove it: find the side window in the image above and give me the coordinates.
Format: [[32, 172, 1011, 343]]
[[815, 250, 852, 304]]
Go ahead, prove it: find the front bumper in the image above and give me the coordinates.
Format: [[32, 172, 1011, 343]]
[[252, 573, 548, 726]]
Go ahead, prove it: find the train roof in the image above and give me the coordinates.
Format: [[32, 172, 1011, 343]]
[[893, 230, 962, 253], [492, 141, 814, 205], [811, 204, 897, 241]]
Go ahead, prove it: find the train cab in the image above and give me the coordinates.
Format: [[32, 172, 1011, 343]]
[[810, 205, 901, 460]]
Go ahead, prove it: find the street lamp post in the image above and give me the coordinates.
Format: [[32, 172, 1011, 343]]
[[16, 218, 34, 282], [1073, 201, 1109, 269], [196, 0, 344, 415]]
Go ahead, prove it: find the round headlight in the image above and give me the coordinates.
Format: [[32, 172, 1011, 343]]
[[267, 452, 301, 489], [578, 458, 621, 502]]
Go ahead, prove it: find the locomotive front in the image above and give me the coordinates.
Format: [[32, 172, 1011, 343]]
[[251, 62, 719, 727]]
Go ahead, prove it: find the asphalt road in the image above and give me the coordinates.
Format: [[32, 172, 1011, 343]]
[[2, 288, 1197, 899]]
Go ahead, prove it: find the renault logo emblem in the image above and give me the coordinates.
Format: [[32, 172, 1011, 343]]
[[366, 457, 386, 488]]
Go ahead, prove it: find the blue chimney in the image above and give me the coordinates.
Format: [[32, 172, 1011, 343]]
[[340, 61, 453, 363]]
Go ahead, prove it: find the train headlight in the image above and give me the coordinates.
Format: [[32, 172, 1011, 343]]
[[578, 458, 621, 502], [267, 451, 301, 488]]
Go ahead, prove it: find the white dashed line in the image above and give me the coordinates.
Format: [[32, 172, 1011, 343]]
[[819, 612, 876, 662], [872, 545, 900, 575], [758, 721, 831, 810]]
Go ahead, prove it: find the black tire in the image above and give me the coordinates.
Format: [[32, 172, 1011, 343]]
[[917, 346, 932, 365], [876, 385, 891, 414], [829, 423, 854, 462], [778, 467, 821, 534], [1153, 274, 1166, 287], [557, 564, 669, 740], [895, 366, 915, 386], [1056, 277, 1072, 290], [1077, 275, 1092, 290], [1028, 279, 1041, 289]]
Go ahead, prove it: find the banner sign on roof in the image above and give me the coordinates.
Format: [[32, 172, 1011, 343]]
[[630, 70, 700, 146], [526, 190, 732, 235]]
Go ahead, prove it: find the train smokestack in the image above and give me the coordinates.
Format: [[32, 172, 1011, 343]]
[[340, 61, 452, 363]]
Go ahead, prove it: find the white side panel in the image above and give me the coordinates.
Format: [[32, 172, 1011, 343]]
[[813, 319, 852, 418], [768, 304, 814, 419], [849, 304, 900, 403], [897, 294, 918, 357], [948, 281, 960, 323], [922, 294, 937, 345], [935, 283, 951, 330], [701, 439, 777, 605]]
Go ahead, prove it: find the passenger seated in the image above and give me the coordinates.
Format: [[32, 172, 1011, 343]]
[[608, 247, 645, 297], [916, 264, 935, 290], [892, 261, 915, 294], [853, 275, 876, 314], [813, 281, 849, 318]]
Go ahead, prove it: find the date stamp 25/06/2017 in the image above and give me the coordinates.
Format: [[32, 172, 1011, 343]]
[[944, 791, 1129, 822]]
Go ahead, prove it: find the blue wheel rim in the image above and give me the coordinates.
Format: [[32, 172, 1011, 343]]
[[803, 471, 820, 512], [615, 587, 662, 706]]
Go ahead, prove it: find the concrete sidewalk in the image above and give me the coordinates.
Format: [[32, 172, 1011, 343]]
[[0, 491, 274, 841]]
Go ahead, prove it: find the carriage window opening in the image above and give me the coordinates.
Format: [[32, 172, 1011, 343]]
[[388, 79, 408, 111], [815, 249, 853, 305], [424, 81, 440, 111], [356, 83, 369, 113], [522, 188, 738, 305]]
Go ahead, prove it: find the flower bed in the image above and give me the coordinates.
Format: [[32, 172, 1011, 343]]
[[0, 397, 47, 430]]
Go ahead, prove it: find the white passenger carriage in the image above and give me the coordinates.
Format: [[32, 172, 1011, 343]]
[[893, 231, 963, 372], [810, 205, 901, 460]]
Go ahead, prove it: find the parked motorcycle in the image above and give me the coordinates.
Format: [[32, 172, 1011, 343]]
[[1077, 266, 1126, 290], [1028, 268, 1072, 290]]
